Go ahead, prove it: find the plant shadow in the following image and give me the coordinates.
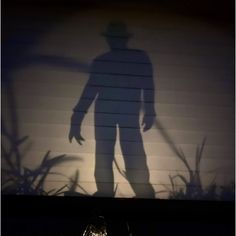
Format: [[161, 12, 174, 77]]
[[154, 119, 235, 201], [1, 119, 82, 196]]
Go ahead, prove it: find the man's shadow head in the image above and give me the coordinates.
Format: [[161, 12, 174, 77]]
[[102, 21, 133, 50]]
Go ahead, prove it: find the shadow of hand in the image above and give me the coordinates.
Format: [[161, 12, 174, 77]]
[[68, 127, 85, 145], [142, 115, 154, 132]]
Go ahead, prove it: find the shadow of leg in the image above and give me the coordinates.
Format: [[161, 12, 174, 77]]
[[119, 127, 155, 198], [94, 124, 116, 197]]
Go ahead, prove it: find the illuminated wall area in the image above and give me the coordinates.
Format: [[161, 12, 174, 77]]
[[2, 2, 234, 200]]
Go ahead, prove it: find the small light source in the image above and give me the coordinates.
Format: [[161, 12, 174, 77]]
[[83, 215, 108, 236]]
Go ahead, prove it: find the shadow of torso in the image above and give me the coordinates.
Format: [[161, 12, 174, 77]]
[[90, 49, 153, 128]]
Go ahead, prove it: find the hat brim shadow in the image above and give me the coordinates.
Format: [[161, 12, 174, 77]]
[[101, 32, 133, 38]]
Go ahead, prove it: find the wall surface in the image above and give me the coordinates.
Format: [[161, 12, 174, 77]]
[[2, 1, 234, 200]]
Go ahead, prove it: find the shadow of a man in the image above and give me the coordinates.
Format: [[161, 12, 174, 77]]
[[69, 22, 156, 198]]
